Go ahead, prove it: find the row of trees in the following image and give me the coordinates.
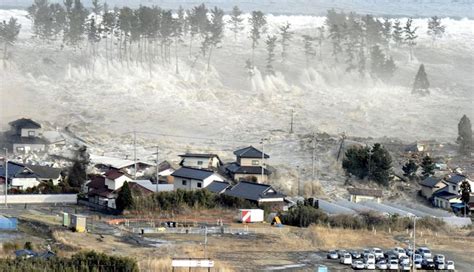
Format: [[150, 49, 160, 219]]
[[0, 17, 21, 62]]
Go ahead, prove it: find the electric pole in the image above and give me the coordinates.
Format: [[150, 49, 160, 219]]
[[133, 131, 137, 180], [312, 132, 316, 180], [155, 146, 159, 193], [3, 148, 8, 207], [290, 109, 294, 134], [261, 139, 265, 183]]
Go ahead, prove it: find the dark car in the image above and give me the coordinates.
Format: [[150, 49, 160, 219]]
[[422, 259, 436, 270], [350, 251, 362, 259]]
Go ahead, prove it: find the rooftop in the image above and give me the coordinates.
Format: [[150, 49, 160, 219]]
[[224, 180, 285, 202], [444, 174, 467, 185], [104, 169, 127, 180], [420, 176, 443, 188], [234, 146, 269, 159], [433, 187, 459, 200], [225, 162, 271, 175], [25, 164, 62, 179], [205, 181, 231, 194], [9, 118, 41, 129], [171, 167, 216, 181], [179, 153, 219, 158]]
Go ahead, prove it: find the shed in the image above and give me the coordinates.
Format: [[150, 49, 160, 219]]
[[70, 214, 87, 233], [348, 187, 383, 203]]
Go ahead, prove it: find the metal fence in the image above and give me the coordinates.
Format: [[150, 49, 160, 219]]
[[129, 225, 289, 235]]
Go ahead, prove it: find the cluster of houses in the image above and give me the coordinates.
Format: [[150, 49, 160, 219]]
[[84, 145, 285, 210], [0, 161, 63, 191], [419, 172, 474, 214]]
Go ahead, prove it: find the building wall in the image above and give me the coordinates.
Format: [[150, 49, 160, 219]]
[[11, 178, 39, 190], [13, 144, 46, 154], [20, 128, 41, 137], [421, 182, 446, 199], [239, 158, 264, 167], [0, 194, 77, 204], [446, 180, 474, 195], [234, 173, 267, 183], [173, 174, 223, 190], [433, 197, 462, 210], [350, 195, 380, 203], [181, 157, 220, 169]]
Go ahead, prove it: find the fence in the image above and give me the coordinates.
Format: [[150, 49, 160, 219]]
[[0, 194, 77, 204], [129, 225, 289, 235]]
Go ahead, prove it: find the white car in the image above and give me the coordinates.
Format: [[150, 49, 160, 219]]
[[394, 247, 407, 258], [446, 260, 455, 270], [371, 247, 384, 259], [365, 262, 376, 270], [364, 253, 376, 264], [401, 263, 411, 271], [340, 253, 352, 265], [414, 260, 422, 269], [376, 260, 388, 270], [399, 255, 410, 266], [352, 260, 365, 270], [436, 261, 446, 270], [417, 247, 432, 259], [414, 253, 423, 263], [434, 254, 445, 263], [388, 259, 399, 270]]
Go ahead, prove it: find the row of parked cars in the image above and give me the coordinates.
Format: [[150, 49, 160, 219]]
[[326, 246, 455, 270]]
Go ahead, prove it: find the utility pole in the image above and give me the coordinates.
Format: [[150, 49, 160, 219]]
[[260, 139, 265, 183], [155, 146, 159, 193], [3, 148, 7, 207], [133, 131, 137, 180], [312, 132, 316, 180], [297, 166, 301, 196], [290, 109, 294, 134], [412, 216, 416, 272]]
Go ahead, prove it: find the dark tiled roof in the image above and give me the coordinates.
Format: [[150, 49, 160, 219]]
[[0, 161, 26, 179], [88, 175, 105, 189], [128, 182, 154, 195], [105, 168, 126, 180], [159, 160, 178, 172], [420, 176, 443, 188], [179, 153, 219, 158], [205, 181, 230, 194], [347, 187, 383, 198], [225, 162, 271, 175], [234, 146, 269, 159], [25, 164, 62, 180], [9, 118, 41, 129], [444, 174, 467, 185], [171, 167, 215, 181], [432, 187, 459, 200], [223, 181, 285, 202]]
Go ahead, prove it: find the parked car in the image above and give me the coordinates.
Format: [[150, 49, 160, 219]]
[[399, 255, 410, 266], [371, 248, 384, 259], [337, 249, 348, 258], [365, 261, 376, 270], [414, 260, 422, 269], [340, 253, 352, 265], [434, 254, 445, 264], [400, 262, 411, 271], [436, 261, 446, 270], [362, 248, 371, 258], [405, 247, 414, 257], [350, 251, 361, 259], [352, 260, 365, 270], [394, 247, 407, 258], [446, 260, 455, 270], [326, 250, 338, 259], [417, 247, 432, 259], [421, 259, 435, 270], [414, 253, 423, 263], [376, 260, 388, 270], [388, 259, 399, 270]]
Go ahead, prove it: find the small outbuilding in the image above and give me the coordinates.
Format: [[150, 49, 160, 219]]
[[348, 187, 383, 203], [70, 214, 87, 233]]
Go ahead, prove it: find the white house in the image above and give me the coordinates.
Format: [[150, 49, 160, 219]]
[[178, 153, 222, 169], [172, 167, 224, 190], [104, 169, 133, 190], [8, 118, 49, 153], [444, 174, 474, 195]]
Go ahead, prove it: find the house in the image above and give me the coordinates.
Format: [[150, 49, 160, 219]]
[[0, 161, 62, 190], [90, 154, 154, 177], [178, 153, 222, 169], [86, 175, 116, 208], [443, 173, 474, 195], [204, 180, 231, 194], [129, 180, 174, 193], [171, 167, 224, 190], [224, 146, 271, 183], [7, 118, 49, 153], [347, 187, 383, 203], [419, 176, 446, 199], [104, 168, 133, 190], [223, 180, 285, 204], [25, 164, 62, 184], [158, 160, 178, 177], [432, 187, 462, 210], [405, 140, 443, 154]]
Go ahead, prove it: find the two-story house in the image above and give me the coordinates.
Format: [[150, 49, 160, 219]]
[[7, 118, 48, 153], [104, 168, 133, 190], [171, 167, 224, 190], [432, 174, 473, 210], [224, 146, 271, 183], [178, 153, 222, 169]]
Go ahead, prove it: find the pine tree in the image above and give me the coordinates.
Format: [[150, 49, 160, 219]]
[[460, 180, 471, 215], [116, 181, 134, 212], [420, 155, 435, 178], [381, 18, 392, 50], [315, 26, 325, 60], [402, 159, 419, 180], [457, 115, 473, 155], [369, 143, 393, 186], [329, 24, 342, 63], [302, 34, 316, 68], [0, 17, 21, 62], [427, 16, 445, 45], [249, 10, 267, 65], [204, 6, 224, 71], [392, 19, 403, 47], [91, 0, 102, 15], [404, 18, 418, 60], [412, 64, 430, 94], [229, 6, 244, 42], [63, 0, 89, 46], [265, 35, 277, 74], [279, 22, 293, 63], [28, 0, 54, 40]]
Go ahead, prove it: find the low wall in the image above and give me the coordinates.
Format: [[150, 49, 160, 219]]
[[0, 194, 77, 204]]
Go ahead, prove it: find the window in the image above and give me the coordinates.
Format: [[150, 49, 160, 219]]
[[182, 180, 187, 186], [197, 182, 202, 188], [197, 161, 203, 165], [28, 131, 35, 137], [452, 185, 455, 191], [252, 160, 260, 166]]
